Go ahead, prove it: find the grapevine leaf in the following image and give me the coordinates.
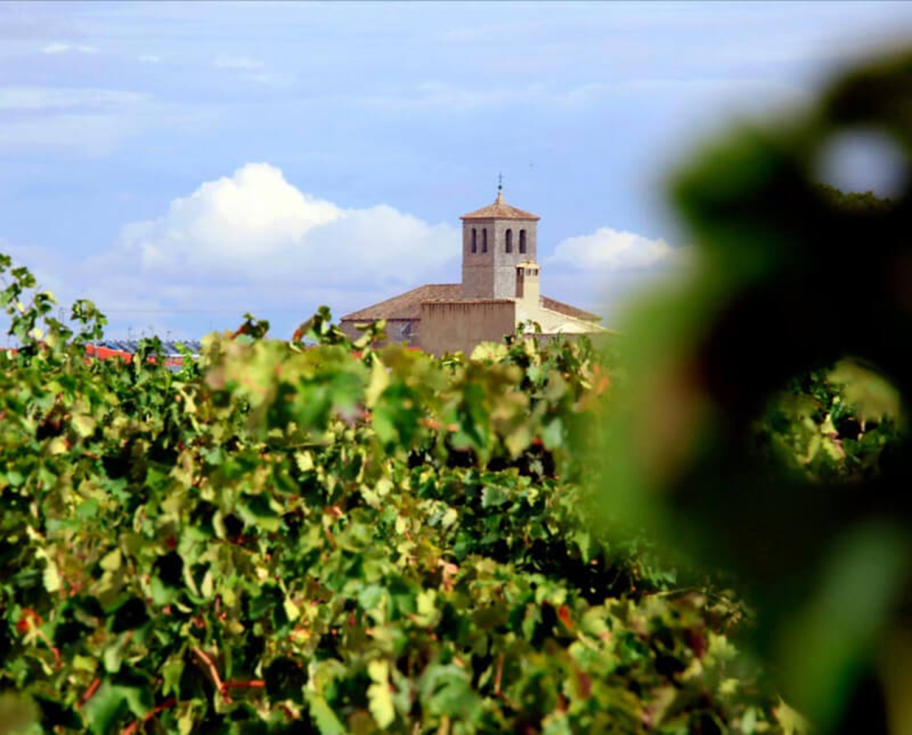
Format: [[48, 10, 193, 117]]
[[307, 694, 346, 735], [82, 682, 127, 735]]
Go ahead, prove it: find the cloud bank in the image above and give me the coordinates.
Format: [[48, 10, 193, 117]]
[[2, 163, 465, 337], [547, 227, 680, 272], [115, 163, 459, 290], [543, 226, 693, 324]]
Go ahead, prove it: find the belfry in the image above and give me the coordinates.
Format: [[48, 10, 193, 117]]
[[340, 183, 608, 355]]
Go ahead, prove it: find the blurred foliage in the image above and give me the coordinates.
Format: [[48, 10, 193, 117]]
[[599, 49, 912, 734]]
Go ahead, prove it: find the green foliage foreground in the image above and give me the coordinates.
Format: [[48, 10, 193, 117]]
[[0, 257, 790, 734], [599, 48, 912, 734]]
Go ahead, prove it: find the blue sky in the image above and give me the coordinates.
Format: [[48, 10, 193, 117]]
[[1, 1, 911, 340]]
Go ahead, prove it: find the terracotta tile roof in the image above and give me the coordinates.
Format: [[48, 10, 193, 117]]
[[340, 284, 462, 321], [422, 298, 516, 305], [341, 283, 602, 326], [461, 190, 540, 221], [541, 295, 602, 323]]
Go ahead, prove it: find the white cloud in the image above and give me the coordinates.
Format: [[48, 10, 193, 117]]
[[542, 227, 698, 327], [118, 163, 342, 271], [138, 54, 161, 63], [0, 163, 458, 336], [536, 228, 700, 329], [0, 87, 150, 111], [548, 227, 679, 272], [40, 43, 70, 54], [40, 42, 98, 55], [112, 161, 459, 294], [213, 55, 265, 70]]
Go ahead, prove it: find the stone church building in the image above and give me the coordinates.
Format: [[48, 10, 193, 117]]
[[340, 186, 608, 355]]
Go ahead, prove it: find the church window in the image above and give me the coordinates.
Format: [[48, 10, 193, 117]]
[[482, 228, 488, 253], [505, 229, 513, 253], [519, 229, 527, 254], [471, 228, 477, 253]]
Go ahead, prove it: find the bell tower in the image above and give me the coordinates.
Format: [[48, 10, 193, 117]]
[[460, 179, 541, 300]]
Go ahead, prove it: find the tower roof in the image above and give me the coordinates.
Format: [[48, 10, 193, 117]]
[[460, 187, 540, 221]]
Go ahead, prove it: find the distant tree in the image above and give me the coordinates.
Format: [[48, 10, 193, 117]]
[[816, 182, 893, 214]]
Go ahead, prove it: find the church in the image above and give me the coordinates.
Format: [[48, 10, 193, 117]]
[[340, 184, 609, 356]]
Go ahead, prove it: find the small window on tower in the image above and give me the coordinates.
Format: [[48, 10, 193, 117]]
[[471, 228, 477, 253], [482, 228, 488, 253], [519, 229, 527, 254], [505, 229, 513, 253]]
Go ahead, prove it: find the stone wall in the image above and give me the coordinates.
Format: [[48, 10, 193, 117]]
[[339, 318, 417, 346], [462, 218, 538, 299], [492, 219, 537, 300], [417, 300, 517, 356], [461, 220, 495, 298]]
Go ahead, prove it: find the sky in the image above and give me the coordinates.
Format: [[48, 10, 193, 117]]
[[1, 1, 911, 341]]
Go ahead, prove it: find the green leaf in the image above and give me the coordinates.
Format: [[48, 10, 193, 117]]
[[43, 559, 61, 594], [122, 685, 153, 719], [541, 418, 564, 450], [82, 682, 127, 735], [238, 495, 281, 533], [307, 694, 346, 735], [420, 664, 481, 720], [283, 596, 301, 623], [72, 413, 96, 438], [200, 567, 214, 599], [102, 642, 123, 674], [367, 660, 395, 729], [481, 485, 508, 508], [161, 655, 185, 698], [776, 699, 810, 735], [100, 549, 122, 572], [365, 357, 390, 408]]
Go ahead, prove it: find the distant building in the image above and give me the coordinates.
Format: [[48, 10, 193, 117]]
[[88, 339, 202, 371], [340, 185, 610, 355], [0, 339, 201, 371]]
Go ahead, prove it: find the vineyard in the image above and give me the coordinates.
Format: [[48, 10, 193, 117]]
[[0, 255, 799, 734], [3, 46, 910, 735]]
